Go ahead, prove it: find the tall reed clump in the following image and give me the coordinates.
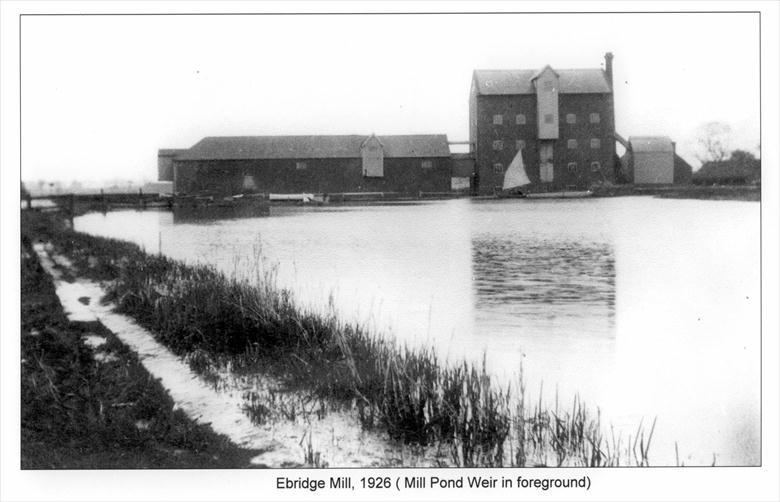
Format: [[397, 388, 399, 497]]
[[100, 251, 514, 462], [25, 212, 654, 467]]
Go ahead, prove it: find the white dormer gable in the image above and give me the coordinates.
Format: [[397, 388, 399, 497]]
[[530, 64, 560, 84], [532, 65, 560, 140], [361, 134, 384, 177]]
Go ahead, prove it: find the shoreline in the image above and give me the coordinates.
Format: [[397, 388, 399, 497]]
[[24, 183, 761, 218], [20, 234, 261, 468], [21, 210, 661, 467]]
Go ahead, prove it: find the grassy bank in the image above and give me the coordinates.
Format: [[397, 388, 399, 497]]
[[22, 211, 655, 467], [591, 183, 760, 201], [21, 230, 260, 468]]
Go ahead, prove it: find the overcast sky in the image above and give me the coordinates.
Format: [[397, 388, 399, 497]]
[[20, 12, 760, 184]]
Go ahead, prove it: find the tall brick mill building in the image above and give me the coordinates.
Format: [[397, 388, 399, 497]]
[[469, 53, 617, 194]]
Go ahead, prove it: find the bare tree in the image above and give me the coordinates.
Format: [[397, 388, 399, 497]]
[[695, 121, 732, 163]]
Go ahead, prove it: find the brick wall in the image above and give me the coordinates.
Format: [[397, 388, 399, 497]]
[[158, 154, 175, 182], [554, 93, 616, 187], [173, 157, 451, 196], [474, 94, 538, 193], [473, 93, 615, 194]]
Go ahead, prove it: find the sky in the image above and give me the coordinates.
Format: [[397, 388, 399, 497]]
[[20, 12, 760, 184]]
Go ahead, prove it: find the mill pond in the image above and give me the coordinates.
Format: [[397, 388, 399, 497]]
[[72, 196, 760, 466]]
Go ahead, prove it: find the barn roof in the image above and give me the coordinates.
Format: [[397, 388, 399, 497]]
[[473, 68, 611, 95], [629, 136, 675, 153], [176, 135, 450, 161], [158, 148, 188, 157]]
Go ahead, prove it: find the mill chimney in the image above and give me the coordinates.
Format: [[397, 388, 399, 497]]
[[604, 52, 614, 85]]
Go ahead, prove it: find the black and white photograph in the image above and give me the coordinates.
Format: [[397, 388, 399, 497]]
[[1, 2, 778, 501]]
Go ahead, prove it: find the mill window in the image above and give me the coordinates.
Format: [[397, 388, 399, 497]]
[[493, 163, 504, 174], [295, 161, 307, 170], [567, 139, 578, 149], [590, 138, 601, 149], [590, 113, 601, 124], [516, 139, 526, 150], [567, 162, 577, 172], [515, 114, 526, 125], [493, 114, 503, 125], [492, 140, 504, 151], [591, 161, 602, 172], [421, 160, 433, 169], [566, 113, 577, 124]]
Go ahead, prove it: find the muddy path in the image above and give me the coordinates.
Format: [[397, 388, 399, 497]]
[[32, 242, 436, 468]]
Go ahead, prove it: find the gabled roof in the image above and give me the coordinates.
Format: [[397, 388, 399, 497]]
[[530, 64, 559, 81], [360, 134, 384, 149], [629, 136, 674, 153], [158, 148, 187, 157], [473, 68, 611, 95], [176, 135, 450, 161]]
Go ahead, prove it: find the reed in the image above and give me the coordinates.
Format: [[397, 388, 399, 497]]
[[23, 211, 656, 467]]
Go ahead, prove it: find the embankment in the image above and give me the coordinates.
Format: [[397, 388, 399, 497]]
[[20, 231, 260, 468]]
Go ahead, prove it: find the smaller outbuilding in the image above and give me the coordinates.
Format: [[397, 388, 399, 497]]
[[158, 149, 187, 182], [621, 136, 692, 184]]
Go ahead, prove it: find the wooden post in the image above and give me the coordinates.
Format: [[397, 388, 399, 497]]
[[68, 193, 75, 225], [139, 188, 145, 209], [25, 192, 32, 210], [100, 188, 107, 213]]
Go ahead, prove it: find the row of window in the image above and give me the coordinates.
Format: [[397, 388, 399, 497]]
[[294, 160, 434, 170], [492, 161, 602, 174], [492, 113, 600, 126], [492, 138, 601, 151]]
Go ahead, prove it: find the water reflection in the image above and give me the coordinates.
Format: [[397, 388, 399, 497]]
[[472, 236, 615, 309]]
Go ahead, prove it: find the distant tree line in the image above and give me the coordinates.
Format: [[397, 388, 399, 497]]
[[693, 122, 760, 185]]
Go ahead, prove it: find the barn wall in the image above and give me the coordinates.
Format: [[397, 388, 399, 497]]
[[673, 154, 693, 184], [634, 151, 674, 184], [158, 155, 175, 182], [173, 157, 451, 196]]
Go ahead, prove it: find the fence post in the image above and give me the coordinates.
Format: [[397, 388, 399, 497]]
[[100, 188, 107, 213], [68, 193, 75, 225]]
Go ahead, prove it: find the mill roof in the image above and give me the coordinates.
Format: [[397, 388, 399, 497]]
[[473, 68, 611, 95], [176, 135, 450, 161]]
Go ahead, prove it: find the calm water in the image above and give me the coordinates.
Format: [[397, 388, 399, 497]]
[[74, 197, 760, 466]]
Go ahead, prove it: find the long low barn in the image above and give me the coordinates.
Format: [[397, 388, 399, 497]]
[[160, 134, 452, 196]]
